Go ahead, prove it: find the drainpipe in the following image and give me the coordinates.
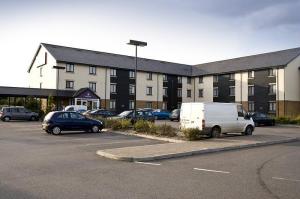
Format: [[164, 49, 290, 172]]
[[157, 74, 159, 108], [104, 68, 107, 109]]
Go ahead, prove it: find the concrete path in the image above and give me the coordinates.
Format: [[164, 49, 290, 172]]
[[96, 134, 298, 162]]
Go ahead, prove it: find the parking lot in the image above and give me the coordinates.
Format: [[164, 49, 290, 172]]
[[0, 121, 299, 199]]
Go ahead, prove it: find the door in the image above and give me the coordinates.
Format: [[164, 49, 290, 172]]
[[236, 105, 247, 132], [69, 112, 89, 131], [11, 108, 22, 120], [56, 112, 72, 130]]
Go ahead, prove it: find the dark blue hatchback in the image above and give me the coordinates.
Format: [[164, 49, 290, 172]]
[[42, 111, 104, 135]]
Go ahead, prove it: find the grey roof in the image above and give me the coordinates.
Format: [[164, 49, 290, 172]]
[[0, 86, 75, 97], [193, 47, 300, 76], [41, 43, 194, 76]]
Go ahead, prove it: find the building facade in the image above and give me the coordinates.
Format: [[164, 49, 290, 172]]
[[27, 43, 300, 116]]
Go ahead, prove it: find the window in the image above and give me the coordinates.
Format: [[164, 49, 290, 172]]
[[248, 101, 255, 112], [177, 103, 181, 109], [213, 87, 218, 97], [146, 102, 152, 108], [177, 76, 182, 84], [129, 100, 134, 109], [110, 69, 116, 77], [89, 66, 96, 75], [70, 112, 84, 119], [66, 80, 74, 89], [129, 71, 135, 79], [229, 74, 235, 81], [213, 75, 218, 83], [147, 72, 152, 80], [163, 87, 168, 97], [40, 67, 43, 77], [248, 85, 254, 96], [110, 83, 116, 93], [198, 89, 203, 98], [268, 68, 275, 76], [66, 63, 74, 72], [269, 101, 276, 112], [187, 77, 192, 84], [229, 86, 235, 96], [109, 100, 116, 109], [162, 102, 167, 110], [268, 83, 276, 95], [177, 88, 182, 97], [146, 87, 152, 95], [57, 112, 69, 119], [199, 76, 203, 84], [248, 71, 254, 79], [187, 89, 191, 98], [129, 84, 135, 95], [89, 82, 96, 92], [40, 82, 42, 89], [163, 74, 168, 81]]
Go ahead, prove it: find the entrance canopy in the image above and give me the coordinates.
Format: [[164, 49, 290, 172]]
[[72, 88, 100, 110]]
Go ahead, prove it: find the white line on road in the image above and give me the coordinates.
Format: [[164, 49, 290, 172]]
[[193, 168, 230, 174], [272, 177, 300, 182], [135, 161, 161, 166]]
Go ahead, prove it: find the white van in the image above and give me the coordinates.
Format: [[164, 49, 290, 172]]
[[64, 105, 87, 113], [180, 102, 254, 137]]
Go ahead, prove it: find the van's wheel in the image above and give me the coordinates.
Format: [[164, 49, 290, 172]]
[[91, 125, 99, 133], [211, 126, 221, 138], [244, 125, 253, 136], [52, 126, 61, 135], [30, 116, 36, 121], [3, 116, 10, 122]]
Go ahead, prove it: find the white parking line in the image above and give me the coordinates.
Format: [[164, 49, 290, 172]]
[[135, 161, 161, 166], [193, 168, 230, 174], [272, 177, 300, 182]]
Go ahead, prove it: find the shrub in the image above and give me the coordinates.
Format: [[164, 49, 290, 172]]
[[120, 119, 132, 130], [148, 122, 157, 135], [134, 120, 151, 133], [102, 118, 119, 129], [111, 120, 122, 130], [182, 128, 202, 141], [156, 124, 177, 137]]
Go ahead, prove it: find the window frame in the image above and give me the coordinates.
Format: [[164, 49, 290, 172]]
[[110, 69, 117, 77], [199, 76, 203, 84], [66, 80, 74, 89], [89, 66, 96, 75], [229, 86, 235, 96], [129, 84, 135, 95], [268, 101, 276, 112], [163, 87, 168, 97], [198, 89, 203, 98], [248, 85, 255, 96], [248, 71, 254, 79], [110, 83, 117, 94], [177, 76, 182, 84], [66, 63, 74, 73], [109, 99, 116, 110], [129, 71, 135, 79], [146, 86, 153, 96], [187, 89, 192, 98], [163, 74, 168, 82], [268, 83, 276, 95], [229, 73, 235, 81], [187, 77, 192, 84], [177, 88, 182, 97], [213, 87, 218, 97], [89, 82, 96, 92], [213, 75, 218, 83], [248, 101, 255, 112], [268, 68, 275, 77], [147, 72, 152, 80]]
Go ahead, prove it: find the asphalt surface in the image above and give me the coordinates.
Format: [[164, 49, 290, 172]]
[[0, 121, 299, 199]]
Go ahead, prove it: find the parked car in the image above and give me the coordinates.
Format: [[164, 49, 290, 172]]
[[180, 102, 255, 138], [85, 109, 116, 118], [0, 107, 39, 122], [152, 109, 170, 120], [169, 109, 180, 121], [64, 105, 87, 113], [42, 111, 104, 135], [248, 112, 275, 126], [109, 110, 155, 123]]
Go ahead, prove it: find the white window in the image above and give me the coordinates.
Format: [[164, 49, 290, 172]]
[[110, 69, 117, 77], [162, 102, 167, 110], [248, 71, 254, 79], [268, 68, 275, 76], [109, 100, 116, 110], [163, 74, 168, 81], [66, 63, 74, 72], [146, 87, 152, 95], [213, 87, 218, 97], [229, 86, 235, 96], [213, 75, 218, 83], [89, 82, 96, 92], [129, 84, 135, 95], [199, 76, 203, 83], [110, 84, 116, 93], [187, 77, 192, 84], [146, 102, 152, 108], [40, 67, 43, 77], [89, 66, 96, 75], [198, 89, 203, 98], [147, 72, 152, 80], [66, 80, 74, 89], [177, 88, 182, 97], [177, 76, 182, 84], [248, 85, 254, 96], [248, 101, 255, 112], [269, 101, 276, 112], [129, 100, 134, 109], [129, 71, 135, 79], [187, 89, 191, 98], [268, 83, 276, 95], [163, 87, 168, 97], [229, 74, 235, 81]]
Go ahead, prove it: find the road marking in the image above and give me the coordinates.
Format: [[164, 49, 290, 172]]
[[193, 168, 230, 174], [135, 161, 161, 166], [272, 177, 300, 182]]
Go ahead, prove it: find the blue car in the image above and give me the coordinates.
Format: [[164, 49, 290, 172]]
[[152, 109, 170, 120]]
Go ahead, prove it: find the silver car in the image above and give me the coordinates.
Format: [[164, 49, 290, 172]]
[[0, 107, 39, 122]]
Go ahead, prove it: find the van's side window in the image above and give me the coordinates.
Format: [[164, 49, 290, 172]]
[[237, 105, 245, 117]]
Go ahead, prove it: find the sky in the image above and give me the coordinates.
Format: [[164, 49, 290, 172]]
[[0, 0, 299, 87]]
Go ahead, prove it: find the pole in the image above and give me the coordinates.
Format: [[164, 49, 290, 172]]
[[56, 69, 59, 110], [134, 45, 137, 117]]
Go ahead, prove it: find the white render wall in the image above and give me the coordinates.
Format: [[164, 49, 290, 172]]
[[182, 77, 195, 102], [276, 68, 285, 101], [194, 76, 213, 102], [235, 72, 248, 102], [285, 55, 300, 101], [136, 72, 163, 101]]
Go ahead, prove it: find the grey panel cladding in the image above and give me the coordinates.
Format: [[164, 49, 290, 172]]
[[164, 75, 179, 110], [213, 74, 235, 102]]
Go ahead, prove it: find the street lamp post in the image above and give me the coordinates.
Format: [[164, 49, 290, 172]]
[[127, 40, 147, 117], [53, 66, 66, 110]]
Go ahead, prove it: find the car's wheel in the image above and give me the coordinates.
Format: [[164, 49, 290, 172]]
[[3, 116, 10, 122], [30, 116, 36, 121], [211, 126, 221, 138], [91, 125, 99, 133], [52, 126, 61, 135], [244, 125, 253, 136]]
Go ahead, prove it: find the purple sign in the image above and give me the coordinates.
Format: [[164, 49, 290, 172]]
[[76, 90, 99, 99]]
